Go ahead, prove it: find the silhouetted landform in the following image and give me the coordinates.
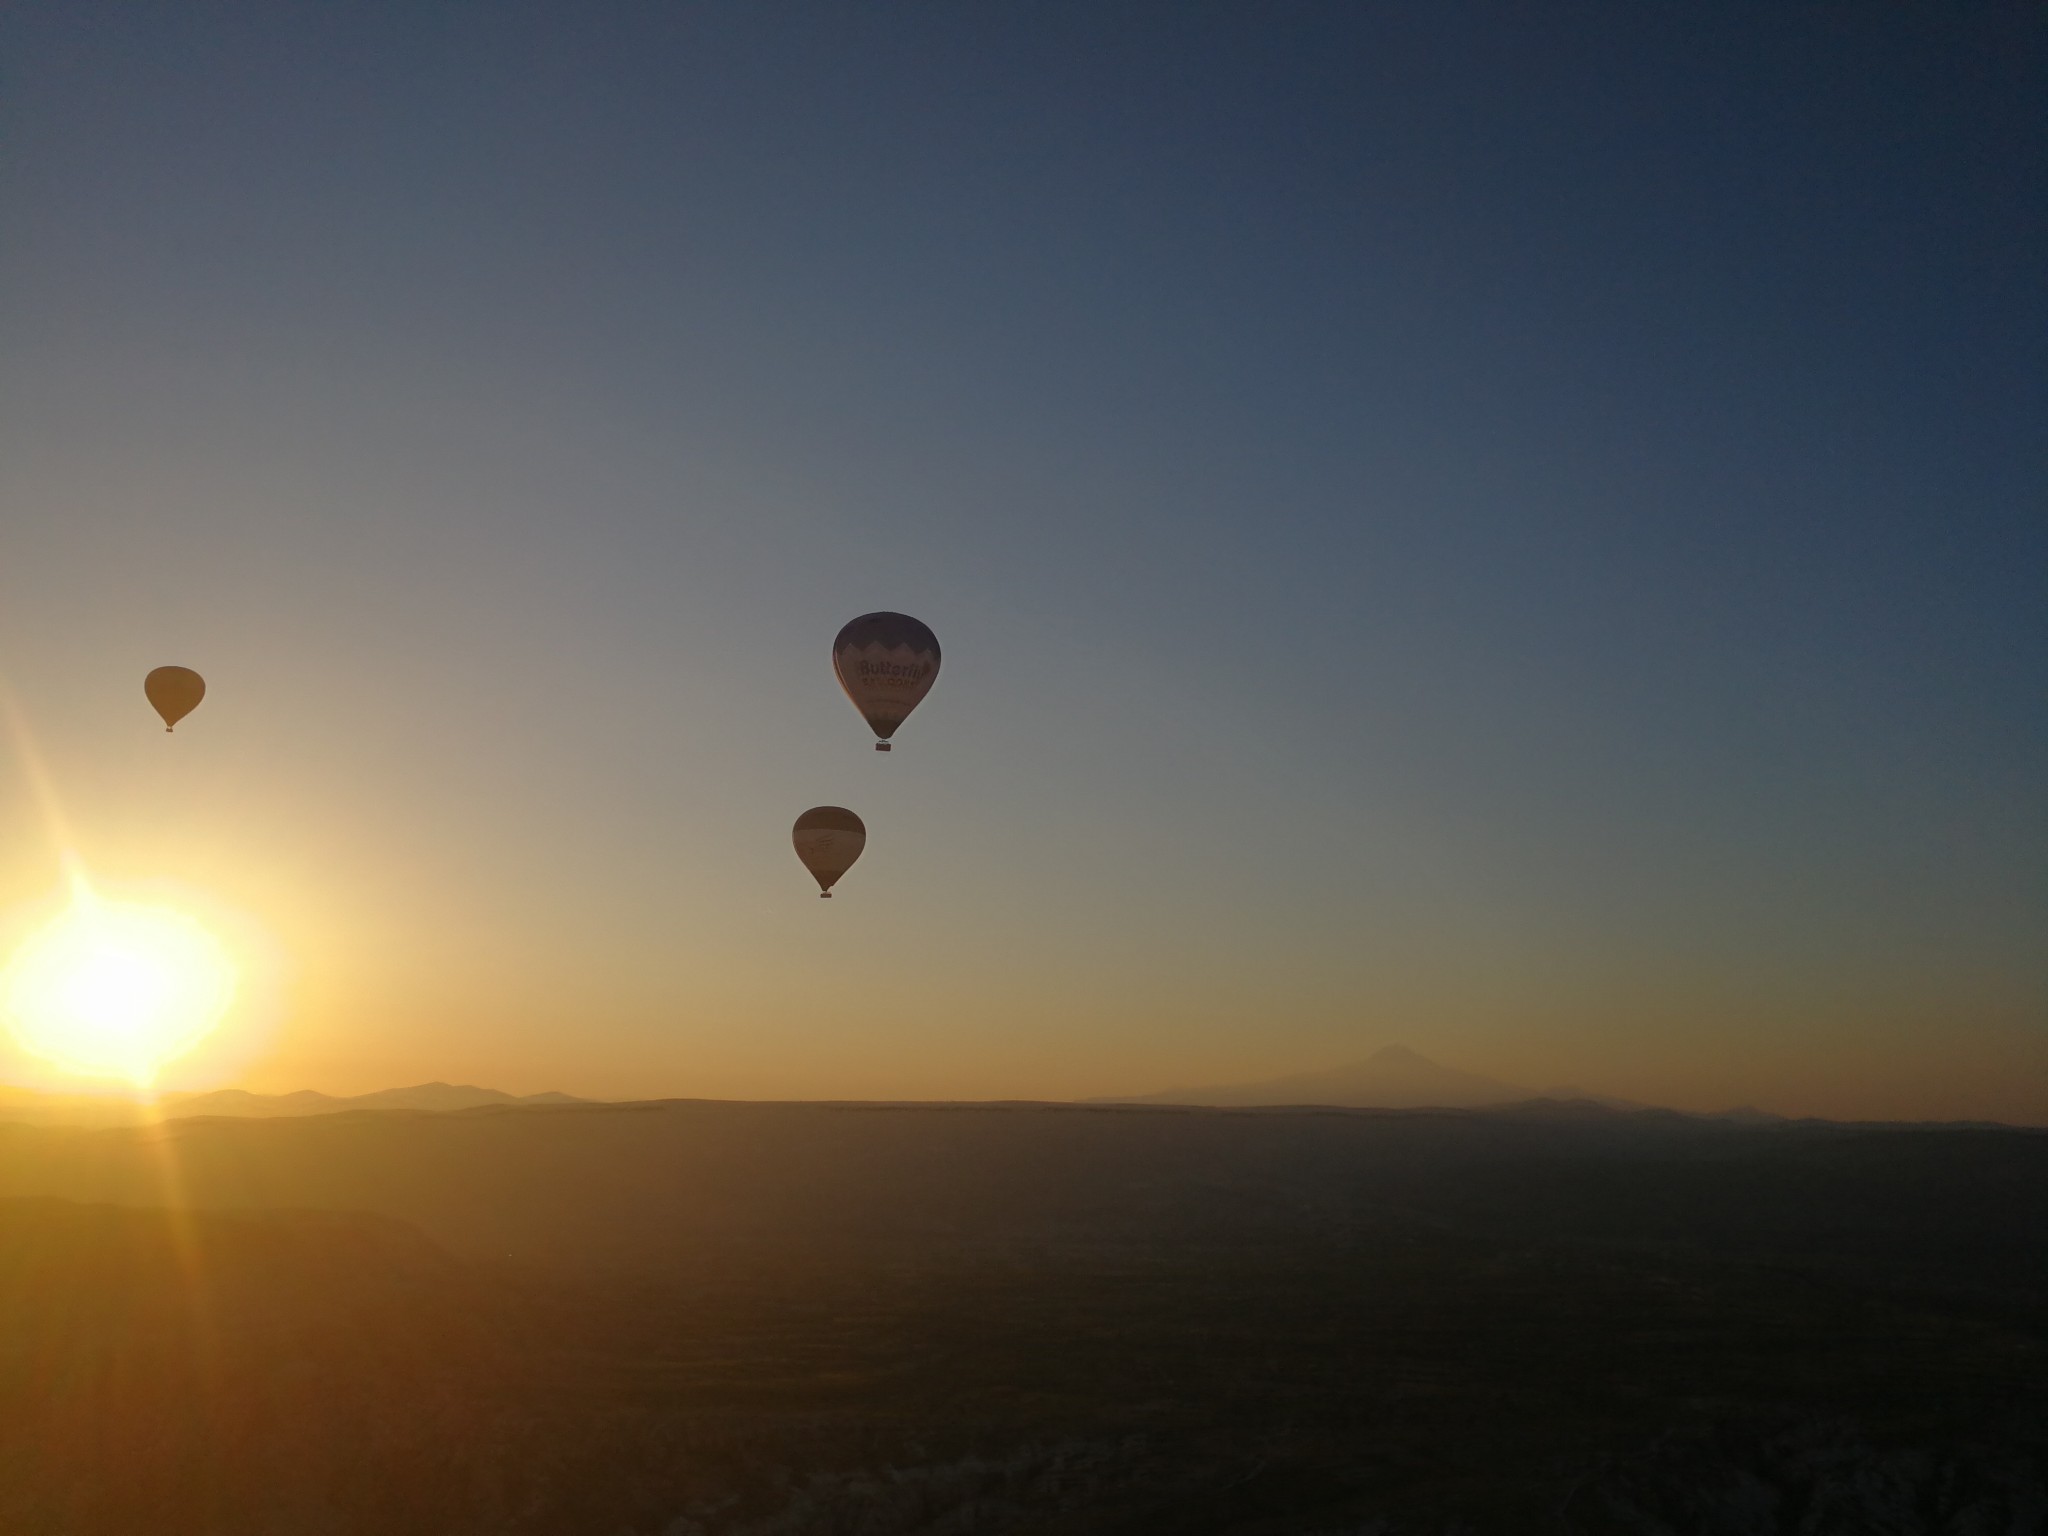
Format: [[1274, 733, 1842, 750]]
[[0, 1099, 2041, 1533], [0, 1080, 584, 1127], [1110, 1042, 1539, 1108], [172, 1081, 588, 1117], [1108, 1042, 1676, 1113]]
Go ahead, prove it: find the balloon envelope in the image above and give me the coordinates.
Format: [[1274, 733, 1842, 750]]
[[832, 612, 939, 749], [792, 806, 865, 896], [144, 666, 206, 732]]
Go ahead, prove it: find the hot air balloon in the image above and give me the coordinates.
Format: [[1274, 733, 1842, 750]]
[[792, 806, 865, 898], [144, 666, 206, 732], [832, 612, 939, 751]]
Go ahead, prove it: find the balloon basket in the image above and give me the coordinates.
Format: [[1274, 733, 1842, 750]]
[[820, 892, 832, 898], [874, 741, 891, 752]]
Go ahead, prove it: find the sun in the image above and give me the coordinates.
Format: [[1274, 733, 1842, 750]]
[[2, 895, 239, 1087]]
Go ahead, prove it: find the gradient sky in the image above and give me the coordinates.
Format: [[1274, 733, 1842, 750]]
[[1, 2, 2041, 1119]]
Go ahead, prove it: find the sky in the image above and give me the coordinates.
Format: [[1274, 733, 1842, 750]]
[[0, 1, 2041, 1120]]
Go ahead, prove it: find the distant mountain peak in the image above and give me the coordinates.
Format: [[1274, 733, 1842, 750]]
[[143, 1083, 591, 1122], [1366, 1044, 1429, 1064]]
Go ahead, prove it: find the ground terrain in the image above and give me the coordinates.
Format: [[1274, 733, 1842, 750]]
[[0, 1101, 2040, 1533]]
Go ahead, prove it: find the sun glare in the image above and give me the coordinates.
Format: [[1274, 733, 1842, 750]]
[[2, 895, 239, 1086]]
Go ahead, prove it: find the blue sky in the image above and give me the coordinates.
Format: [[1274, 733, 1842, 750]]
[[1, 2, 2041, 1116]]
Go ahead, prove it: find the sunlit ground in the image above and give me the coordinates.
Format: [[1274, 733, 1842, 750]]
[[1, 890, 239, 1088]]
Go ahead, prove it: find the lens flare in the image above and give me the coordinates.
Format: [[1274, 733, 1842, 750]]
[[2, 894, 239, 1086]]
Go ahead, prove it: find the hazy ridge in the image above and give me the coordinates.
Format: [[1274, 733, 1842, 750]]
[[1102, 1042, 1659, 1111], [0, 1045, 1781, 1127], [0, 1080, 584, 1127]]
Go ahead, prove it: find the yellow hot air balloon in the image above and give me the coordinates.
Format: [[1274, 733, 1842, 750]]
[[832, 612, 939, 751], [792, 806, 865, 897], [144, 667, 206, 732]]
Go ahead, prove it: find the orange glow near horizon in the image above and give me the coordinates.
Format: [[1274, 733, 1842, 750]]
[[1, 883, 240, 1087]]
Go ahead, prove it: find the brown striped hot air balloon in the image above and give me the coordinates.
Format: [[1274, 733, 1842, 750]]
[[832, 612, 939, 752], [792, 806, 865, 898], [144, 666, 206, 732]]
